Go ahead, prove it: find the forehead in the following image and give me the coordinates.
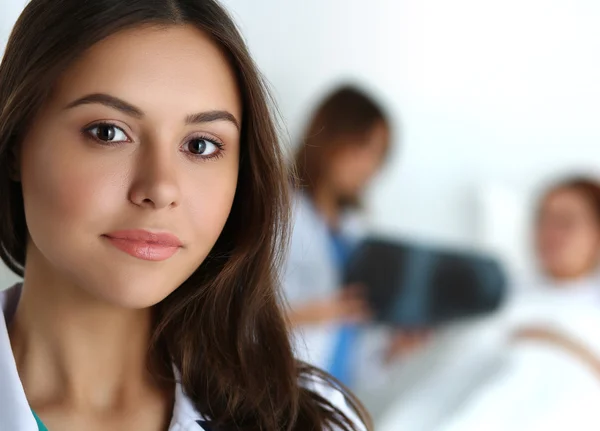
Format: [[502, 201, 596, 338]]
[[544, 189, 592, 214], [49, 24, 241, 120]]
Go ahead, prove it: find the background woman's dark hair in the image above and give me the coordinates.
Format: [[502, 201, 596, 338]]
[[0, 1, 370, 430], [538, 176, 600, 224], [294, 85, 390, 207]]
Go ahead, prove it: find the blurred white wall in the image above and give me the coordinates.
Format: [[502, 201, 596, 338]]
[[0, 0, 26, 54], [2, 0, 600, 279], [220, 0, 600, 253]]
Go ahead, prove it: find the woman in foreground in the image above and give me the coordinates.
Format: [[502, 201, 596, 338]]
[[0, 0, 369, 430]]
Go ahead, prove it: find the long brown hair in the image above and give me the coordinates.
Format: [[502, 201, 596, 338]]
[[0, 1, 370, 430], [295, 85, 390, 207]]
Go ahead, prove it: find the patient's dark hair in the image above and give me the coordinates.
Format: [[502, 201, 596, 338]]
[[0, 0, 370, 430]]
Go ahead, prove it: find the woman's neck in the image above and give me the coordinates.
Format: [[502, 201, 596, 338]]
[[313, 186, 341, 229], [8, 257, 164, 412]]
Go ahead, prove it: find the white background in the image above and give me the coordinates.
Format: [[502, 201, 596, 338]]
[[2, 0, 600, 282]]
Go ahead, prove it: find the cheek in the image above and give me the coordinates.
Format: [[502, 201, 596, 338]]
[[20, 137, 125, 247], [182, 165, 239, 249], [344, 160, 373, 189], [571, 228, 600, 256], [331, 154, 359, 184], [542, 229, 598, 270]]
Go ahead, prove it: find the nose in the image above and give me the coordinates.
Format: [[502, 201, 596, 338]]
[[128, 143, 181, 210]]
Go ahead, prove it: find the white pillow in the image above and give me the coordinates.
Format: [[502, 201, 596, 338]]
[[473, 182, 536, 280]]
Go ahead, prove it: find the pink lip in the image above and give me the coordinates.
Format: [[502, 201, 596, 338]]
[[103, 229, 182, 261]]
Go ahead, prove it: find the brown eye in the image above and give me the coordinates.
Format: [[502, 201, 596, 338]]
[[187, 138, 220, 156], [86, 124, 129, 142]]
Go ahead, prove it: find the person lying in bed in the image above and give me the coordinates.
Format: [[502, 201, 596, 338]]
[[439, 175, 600, 431]]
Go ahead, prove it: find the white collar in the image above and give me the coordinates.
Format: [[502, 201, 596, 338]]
[[0, 284, 210, 431]]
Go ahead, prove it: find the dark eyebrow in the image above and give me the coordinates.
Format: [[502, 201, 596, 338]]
[[65, 93, 240, 130], [186, 111, 240, 131], [65, 93, 144, 118]]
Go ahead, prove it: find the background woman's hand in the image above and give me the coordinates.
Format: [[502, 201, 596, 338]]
[[288, 284, 371, 325], [384, 328, 432, 364]]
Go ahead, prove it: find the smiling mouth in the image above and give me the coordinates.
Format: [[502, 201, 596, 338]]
[[102, 229, 182, 261]]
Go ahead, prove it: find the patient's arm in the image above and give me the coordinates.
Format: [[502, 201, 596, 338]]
[[513, 325, 600, 379]]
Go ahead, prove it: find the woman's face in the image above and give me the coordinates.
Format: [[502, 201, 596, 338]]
[[18, 25, 241, 308], [536, 188, 600, 280], [326, 121, 389, 202]]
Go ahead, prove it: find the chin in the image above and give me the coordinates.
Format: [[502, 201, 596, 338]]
[[92, 282, 173, 309], [35, 241, 203, 309], [78, 267, 189, 309], [544, 265, 583, 281]]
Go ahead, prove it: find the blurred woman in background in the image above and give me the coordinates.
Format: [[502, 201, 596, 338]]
[[283, 86, 424, 390]]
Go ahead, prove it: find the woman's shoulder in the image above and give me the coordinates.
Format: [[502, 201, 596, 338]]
[[288, 192, 330, 256], [300, 374, 368, 431]]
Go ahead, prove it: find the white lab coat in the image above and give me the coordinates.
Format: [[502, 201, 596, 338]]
[[283, 193, 393, 390]]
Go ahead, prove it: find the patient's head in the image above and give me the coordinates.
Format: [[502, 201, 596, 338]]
[[294, 86, 391, 209], [535, 177, 600, 281]]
